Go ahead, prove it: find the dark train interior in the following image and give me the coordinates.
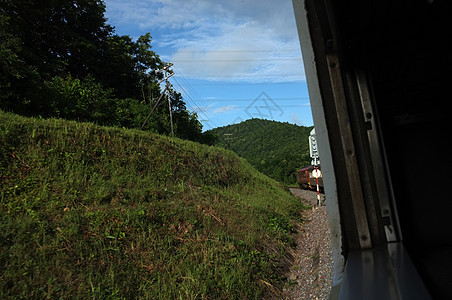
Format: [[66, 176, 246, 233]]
[[293, 0, 452, 298], [355, 1, 452, 298]]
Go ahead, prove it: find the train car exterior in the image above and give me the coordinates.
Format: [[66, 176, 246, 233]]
[[292, 0, 450, 298], [297, 165, 323, 191]]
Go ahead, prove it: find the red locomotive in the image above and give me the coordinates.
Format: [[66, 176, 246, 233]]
[[297, 165, 323, 191]]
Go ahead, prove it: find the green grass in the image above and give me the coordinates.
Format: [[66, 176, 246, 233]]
[[0, 111, 306, 299]]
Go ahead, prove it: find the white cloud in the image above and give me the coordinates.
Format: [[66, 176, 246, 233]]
[[191, 106, 210, 113], [214, 105, 238, 114], [105, 0, 306, 83], [291, 113, 303, 126]]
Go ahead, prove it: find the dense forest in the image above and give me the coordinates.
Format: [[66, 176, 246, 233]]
[[0, 0, 214, 144], [208, 119, 313, 184]]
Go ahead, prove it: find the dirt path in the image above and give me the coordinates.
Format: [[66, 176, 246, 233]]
[[283, 188, 333, 299]]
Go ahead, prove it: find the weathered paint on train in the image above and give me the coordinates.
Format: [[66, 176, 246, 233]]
[[297, 165, 323, 191]]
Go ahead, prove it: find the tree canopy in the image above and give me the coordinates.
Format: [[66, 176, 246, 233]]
[[208, 119, 313, 184], [0, 0, 209, 143]]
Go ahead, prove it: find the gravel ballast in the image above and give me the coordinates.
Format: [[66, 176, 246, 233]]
[[283, 188, 334, 300]]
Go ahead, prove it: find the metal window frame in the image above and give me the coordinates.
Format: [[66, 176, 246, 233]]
[[292, 0, 431, 298]]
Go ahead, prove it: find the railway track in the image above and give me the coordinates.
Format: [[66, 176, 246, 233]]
[[283, 188, 333, 299]]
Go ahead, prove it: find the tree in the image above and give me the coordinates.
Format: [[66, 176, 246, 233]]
[[208, 119, 313, 184], [95, 33, 163, 101], [45, 74, 115, 123], [0, 14, 29, 113], [0, 0, 210, 143], [0, 0, 112, 115]]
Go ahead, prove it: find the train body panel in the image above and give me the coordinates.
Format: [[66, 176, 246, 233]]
[[293, 0, 450, 297], [297, 165, 323, 191]]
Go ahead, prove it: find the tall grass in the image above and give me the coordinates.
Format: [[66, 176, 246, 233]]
[[0, 111, 306, 299]]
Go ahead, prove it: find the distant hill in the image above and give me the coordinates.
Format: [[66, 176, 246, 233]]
[[0, 111, 305, 299], [208, 119, 313, 184]]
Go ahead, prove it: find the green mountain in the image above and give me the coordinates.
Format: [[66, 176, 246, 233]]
[[0, 111, 306, 299], [208, 119, 313, 184]]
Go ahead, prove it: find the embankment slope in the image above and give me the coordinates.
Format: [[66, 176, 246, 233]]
[[0, 111, 305, 299]]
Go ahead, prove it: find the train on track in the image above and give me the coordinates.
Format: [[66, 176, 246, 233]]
[[297, 165, 323, 191]]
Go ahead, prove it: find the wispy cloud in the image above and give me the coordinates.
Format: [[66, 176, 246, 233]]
[[214, 105, 238, 114], [191, 105, 211, 113], [291, 113, 303, 126], [105, 0, 306, 83]]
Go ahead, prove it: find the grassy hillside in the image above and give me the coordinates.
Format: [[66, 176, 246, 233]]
[[0, 111, 306, 299], [208, 119, 313, 185]]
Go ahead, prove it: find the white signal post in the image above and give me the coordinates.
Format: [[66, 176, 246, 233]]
[[309, 129, 321, 208], [313, 157, 320, 208]]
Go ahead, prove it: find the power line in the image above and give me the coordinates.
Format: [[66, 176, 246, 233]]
[[172, 73, 304, 79], [172, 58, 302, 63], [160, 49, 302, 54], [180, 90, 218, 127], [171, 72, 220, 129], [172, 66, 219, 121], [142, 63, 175, 137], [171, 81, 305, 87], [203, 97, 310, 102], [221, 104, 311, 109]]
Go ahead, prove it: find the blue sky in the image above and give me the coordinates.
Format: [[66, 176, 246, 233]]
[[104, 0, 313, 131]]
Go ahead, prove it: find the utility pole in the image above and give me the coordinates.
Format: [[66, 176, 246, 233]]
[[141, 63, 175, 138], [165, 66, 174, 138]]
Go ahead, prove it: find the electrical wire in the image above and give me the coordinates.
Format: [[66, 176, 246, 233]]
[[171, 73, 220, 129], [159, 49, 301, 54], [171, 66, 220, 121], [171, 81, 305, 87], [202, 97, 310, 102], [172, 58, 303, 63]]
